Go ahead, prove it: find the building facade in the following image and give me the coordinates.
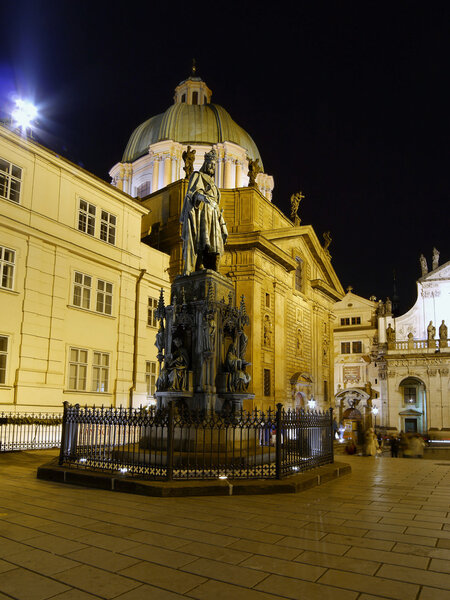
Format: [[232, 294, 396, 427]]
[[0, 124, 170, 412]]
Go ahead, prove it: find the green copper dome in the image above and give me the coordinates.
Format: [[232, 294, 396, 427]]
[[122, 102, 263, 168]]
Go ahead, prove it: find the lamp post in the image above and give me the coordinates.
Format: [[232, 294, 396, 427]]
[[372, 406, 379, 430], [307, 397, 316, 410]]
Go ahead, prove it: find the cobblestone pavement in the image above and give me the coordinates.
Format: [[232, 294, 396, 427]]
[[0, 450, 449, 600]]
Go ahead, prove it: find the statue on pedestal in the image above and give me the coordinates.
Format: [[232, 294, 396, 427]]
[[290, 191, 304, 224], [432, 247, 440, 270], [225, 341, 251, 392], [439, 320, 448, 348], [180, 149, 228, 275], [386, 324, 396, 345], [427, 321, 436, 343], [156, 337, 189, 392]]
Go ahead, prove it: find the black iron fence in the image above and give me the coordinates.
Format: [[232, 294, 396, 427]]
[[59, 401, 334, 480], [0, 413, 63, 451]]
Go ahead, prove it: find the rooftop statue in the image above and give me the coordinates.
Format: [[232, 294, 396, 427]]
[[432, 247, 440, 271], [182, 145, 196, 179], [419, 253, 428, 276], [323, 230, 332, 252], [290, 191, 304, 224], [247, 157, 262, 187], [180, 149, 228, 275]]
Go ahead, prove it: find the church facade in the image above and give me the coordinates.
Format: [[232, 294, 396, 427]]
[[114, 74, 345, 411], [333, 253, 450, 435]]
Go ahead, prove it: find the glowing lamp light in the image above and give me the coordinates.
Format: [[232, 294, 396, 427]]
[[307, 397, 316, 410], [218, 475, 228, 480], [372, 407, 379, 416], [11, 99, 38, 131], [119, 467, 128, 474]]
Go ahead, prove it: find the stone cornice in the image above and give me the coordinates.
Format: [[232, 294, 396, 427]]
[[226, 232, 297, 272]]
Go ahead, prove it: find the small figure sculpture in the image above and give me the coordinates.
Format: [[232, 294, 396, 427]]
[[263, 315, 272, 347], [247, 157, 262, 187], [201, 314, 216, 353], [225, 341, 251, 392], [439, 320, 448, 348], [290, 191, 304, 223], [420, 254, 428, 277], [386, 324, 396, 344], [182, 145, 196, 179], [385, 297, 392, 315], [156, 337, 189, 391], [377, 300, 385, 316], [427, 320, 436, 340], [323, 231, 332, 252], [432, 247, 440, 271], [180, 149, 228, 275], [296, 329, 303, 355]]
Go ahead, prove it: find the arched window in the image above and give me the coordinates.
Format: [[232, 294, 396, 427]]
[[192, 91, 198, 105], [181, 94, 186, 103]]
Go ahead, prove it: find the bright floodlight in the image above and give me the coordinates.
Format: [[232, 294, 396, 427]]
[[372, 406, 379, 416], [12, 99, 38, 130], [307, 397, 316, 410]]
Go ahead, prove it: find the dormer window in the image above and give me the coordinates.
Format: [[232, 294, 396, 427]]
[[192, 91, 198, 105]]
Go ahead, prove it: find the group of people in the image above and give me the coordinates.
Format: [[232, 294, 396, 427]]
[[344, 428, 426, 458]]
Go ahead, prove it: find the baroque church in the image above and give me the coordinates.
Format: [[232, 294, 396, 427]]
[[0, 71, 344, 413], [333, 251, 450, 436]]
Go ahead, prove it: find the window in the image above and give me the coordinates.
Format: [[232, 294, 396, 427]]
[[341, 342, 351, 354], [352, 341, 363, 353], [295, 258, 303, 291], [263, 369, 271, 396], [68, 348, 88, 390], [148, 297, 158, 327], [404, 387, 417, 405], [0, 246, 15, 290], [324, 380, 328, 403], [78, 199, 96, 236], [136, 181, 151, 197], [0, 336, 8, 384], [146, 361, 157, 399], [0, 158, 22, 204], [73, 272, 92, 309], [92, 352, 109, 392], [192, 91, 198, 105], [96, 279, 113, 315], [100, 210, 116, 245], [265, 293, 270, 308], [352, 317, 361, 325], [340, 318, 350, 326], [181, 93, 186, 103]]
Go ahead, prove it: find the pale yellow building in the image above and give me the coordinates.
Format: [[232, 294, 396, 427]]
[[0, 124, 170, 412]]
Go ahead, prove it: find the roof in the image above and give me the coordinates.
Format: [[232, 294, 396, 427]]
[[122, 103, 262, 166]]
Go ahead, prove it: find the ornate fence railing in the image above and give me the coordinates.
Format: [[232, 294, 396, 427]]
[[59, 401, 334, 480], [0, 413, 63, 451]]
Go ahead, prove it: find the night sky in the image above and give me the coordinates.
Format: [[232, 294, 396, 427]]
[[1, 1, 448, 313]]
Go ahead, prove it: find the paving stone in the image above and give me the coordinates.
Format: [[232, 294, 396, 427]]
[[228, 538, 301, 560], [113, 584, 187, 599], [345, 546, 429, 569], [119, 561, 207, 594], [318, 568, 420, 599], [419, 587, 450, 599], [378, 563, 450, 589], [24, 533, 88, 554], [121, 543, 197, 567], [181, 556, 269, 587], [55, 564, 141, 598], [0, 567, 70, 599], [295, 549, 379, 575], [255, 573, 359, 600], [125, 530, 188, 549], [175, 540, 252, 564], [6, 547, 80, 574], [188, 579, 287, 600], [64, 546, 141, 572], [429, 557, 450, 574]]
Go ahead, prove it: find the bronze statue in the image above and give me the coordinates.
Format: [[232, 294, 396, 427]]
[[182, 145, 196, 179], [180, 149, 228, 275], [290, 191, 304, 222], [247, 157, 261, 187]]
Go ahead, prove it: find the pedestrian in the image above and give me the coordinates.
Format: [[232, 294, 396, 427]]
[[390, 436, 399, 457]]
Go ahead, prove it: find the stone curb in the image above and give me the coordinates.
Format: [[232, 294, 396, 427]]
[[37, 459, 351, 497]]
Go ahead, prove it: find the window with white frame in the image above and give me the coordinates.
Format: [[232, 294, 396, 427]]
[[100, 210, 116, 245], [146, 361, 157, 399], [68, 347, 88, 390], [341, 342, 351, 354], [0, 246, 15, 290], [96, 279, 113, 315], [148, 297, 158, 327], [73, 272, 92, 309], [0, 335, 8, 384], [78, 199, 96, 236], [0, 158, 22, 204], [92, 352, 109, 392], [352, 341, 363, 353]]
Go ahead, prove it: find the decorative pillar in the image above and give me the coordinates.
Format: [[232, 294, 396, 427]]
[[235, 160, 242, 188], [163, 155, 172, 187], [116, 164, 125, 191], [224, 157, 232, 188], [152, 157, 160, 192], [171, 156, 178, 183], [273, 281, 287, 403]]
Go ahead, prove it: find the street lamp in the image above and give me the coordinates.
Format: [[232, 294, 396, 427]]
[[372, 406, 379, 430], [11, 99, 38, 134], [307, 397, 316, 410]]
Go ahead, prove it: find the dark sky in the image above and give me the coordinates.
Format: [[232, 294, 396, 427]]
[[1, 1, 448, 313]]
